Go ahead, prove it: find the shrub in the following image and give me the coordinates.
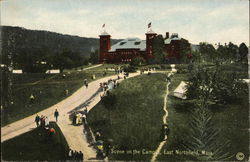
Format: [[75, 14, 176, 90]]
[[123, 65, 137, 72], [130, 57, 146, 66], [160, 64, 171, 69], [102, 93, 117, 110]]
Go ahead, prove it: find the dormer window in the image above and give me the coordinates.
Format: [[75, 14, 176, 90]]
[[119, 42, 126, 46], [171, 33, 178, 39], [134, 42, 141, 45]]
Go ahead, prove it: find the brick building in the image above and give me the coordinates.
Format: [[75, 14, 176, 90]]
[[99, 28, 190, 63]]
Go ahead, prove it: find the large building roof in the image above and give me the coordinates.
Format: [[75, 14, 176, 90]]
[[109, 38, 146, 52], [164, 33, 182, 44]]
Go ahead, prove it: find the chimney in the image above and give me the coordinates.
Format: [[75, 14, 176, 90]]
[[165, 32, 169, 39]]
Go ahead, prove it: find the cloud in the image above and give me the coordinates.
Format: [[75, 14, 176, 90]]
[[1, 0, 248, 45]]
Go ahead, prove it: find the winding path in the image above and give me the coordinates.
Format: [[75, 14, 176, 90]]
[[151, 65, 176, 162], [2, 66, 172, 160], [1, 68, 146, 160]]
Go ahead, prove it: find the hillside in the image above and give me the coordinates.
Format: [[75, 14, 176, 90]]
[[0, 26, 120, 64]]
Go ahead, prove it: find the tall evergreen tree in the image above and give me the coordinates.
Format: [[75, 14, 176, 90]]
[[184, 103, 232, 161]]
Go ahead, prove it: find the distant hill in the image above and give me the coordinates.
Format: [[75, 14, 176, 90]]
[[1, 26, 120, 63]]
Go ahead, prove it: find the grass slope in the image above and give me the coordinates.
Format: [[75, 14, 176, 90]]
[[87, 73, 168, 161], [1, 122, 69, 161], [157, 71, 249, 161], [1, 64, 120, 126]]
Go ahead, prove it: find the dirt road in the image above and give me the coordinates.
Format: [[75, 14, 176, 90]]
[[1, 70, 142, 160]]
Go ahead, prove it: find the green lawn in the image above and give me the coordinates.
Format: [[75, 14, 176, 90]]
[[87, 73, 169, 161], [1, 122, 69, 161], [157, 64, 249, 161], [157, 93, 249, 161], [1, 64, 120, 126], [64, 64, 97, 72]]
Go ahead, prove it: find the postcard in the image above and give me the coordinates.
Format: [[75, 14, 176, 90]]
[[1, 0, 249, 161]]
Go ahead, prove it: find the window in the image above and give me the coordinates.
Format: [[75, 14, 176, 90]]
[[134, 42, 141, 45], [119, 42, 126, 46]]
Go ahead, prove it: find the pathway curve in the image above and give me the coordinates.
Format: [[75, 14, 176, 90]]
[[1, 69, 143, 160], [151, 65, 176, 162], [79, 64, 102, 71]]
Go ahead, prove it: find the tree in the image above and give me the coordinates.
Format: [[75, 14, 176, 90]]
[[51, 51, 74, 73], [153, 35, 165, 64], [130, 56, 146, 66], [89, 49, 99, 64], [180, 39, 191, 63], [186, 64, 247, 105], [191, 50, 202, 63], [199, 42, 216, 63], [216, 44, 227, 63], [227, 42, 238, 62], [238, 43, 248, 61], [184, 104, 232, 161]]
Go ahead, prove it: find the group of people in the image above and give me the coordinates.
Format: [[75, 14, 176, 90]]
[[34, 109, 59, 127], [99, 78, 120, 98], [34, 114, 56, 137], [68, 149, 84, 161], [100, 78, 119, 91], [88, 131, 112, 160], [139, 67, 156, 75], [72, 108, 88, 126], [114, 67, 123, 75], [35, 114, 50, 128]]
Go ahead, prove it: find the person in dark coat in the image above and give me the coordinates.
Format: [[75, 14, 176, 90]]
[[96, 149, 104, 160], [165, 125, 170, 136], [73, 114, 76, 125], [160, 124, 170, 141], [95, 131, 101, 141], [40, 115, 45, 128], [79, 151, 84, 160], [103, 140, 112, 157], [35, 115, 40, 127], [54, 109, 59, 122], [73, 150, 77, 160]]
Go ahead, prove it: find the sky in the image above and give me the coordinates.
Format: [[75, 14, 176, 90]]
[[1, 0, 249, 45]]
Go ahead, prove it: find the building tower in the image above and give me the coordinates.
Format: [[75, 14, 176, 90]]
[[145, 28, 157, 60], [99, 31, 111, 63]]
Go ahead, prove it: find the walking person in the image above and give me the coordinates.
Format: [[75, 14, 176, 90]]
[[84, 79, 87, 85], [54, 109, 59, 122], [83, 79, 88, 88], [35, 114, 40, 127], [29, 94, 35, 104]]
